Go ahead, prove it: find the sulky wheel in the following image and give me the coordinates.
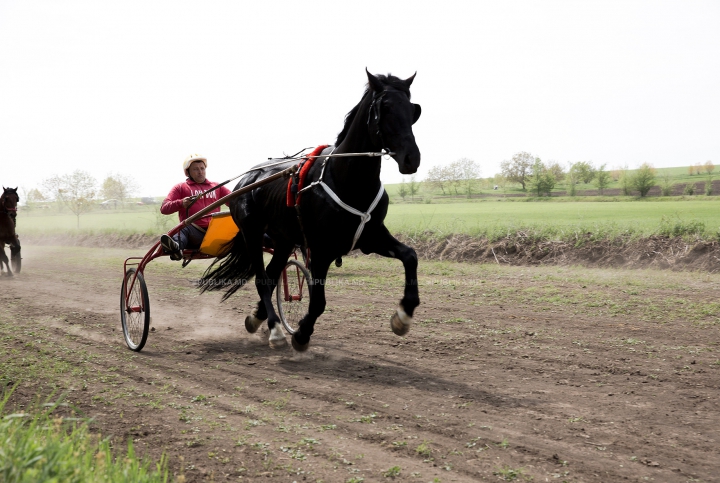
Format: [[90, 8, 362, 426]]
[[120, 268, 150, 351], [277, 259, 311, 335]]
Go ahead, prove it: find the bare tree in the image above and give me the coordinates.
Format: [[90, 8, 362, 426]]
[[101, 173, 138, 206], [397, 181, 409, 201], [43, 170, 98, 228], [500, 151, 534, 190], [454, 158, 480, 198], [704, 160, 715, 175], [407, 174, 421, 201], [425, 165, 450, 195]]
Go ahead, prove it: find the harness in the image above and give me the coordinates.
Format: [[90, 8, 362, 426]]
[[287, 145, 385, 253], [285, 90, 391, 254]]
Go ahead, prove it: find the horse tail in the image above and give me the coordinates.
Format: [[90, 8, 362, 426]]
[[199, 232, 255, 301]]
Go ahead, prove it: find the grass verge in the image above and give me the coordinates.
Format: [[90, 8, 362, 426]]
[[0, 387, 171, 483]]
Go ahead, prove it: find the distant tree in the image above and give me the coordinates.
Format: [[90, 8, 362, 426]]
[[528, 158, 555, 197], [397, 181, 409, 201], [610, 168, 622, 182], [425, 165, 450, 195], [683, 182, 695, 196], [688, 165, 695, 176], [445, 162, 463, 195], [500, 151, 534, 190], [454, 157, 481, 198], [594, 164, 611, 195], [101, 173, 138, 206], [407, 174, 421, 201], [631, 163, 656, 197], [704, 174, 713, 196], [569, 161, 596, 184], [43, 170, 98, 228], [704, 160, 715, 175], [659, 170, 674, 196], [545, 161, 565, 183], [21, 187, 46, 211], [694, 162, 703, 175], [618, 165, 632, 195], [566, 169, 578, 197]]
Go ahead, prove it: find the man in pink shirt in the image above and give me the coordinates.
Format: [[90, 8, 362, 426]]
[[160, 154, 232, 260]]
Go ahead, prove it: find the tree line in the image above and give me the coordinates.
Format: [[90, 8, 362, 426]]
[[401, 153, 715, 201], [22, 170, 139, 228]]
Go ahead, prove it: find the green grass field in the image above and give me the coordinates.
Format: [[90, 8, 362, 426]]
[[17, 198, 720, 240], [383, 199, 720, 238]]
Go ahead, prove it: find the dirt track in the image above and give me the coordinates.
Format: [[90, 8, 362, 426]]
[[2, 245, 720, 482]]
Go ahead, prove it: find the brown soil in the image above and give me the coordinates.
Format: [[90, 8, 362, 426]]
[[22, 232, 720, 273], [400, 234, 720, 273], [2, 246, 720, 482]]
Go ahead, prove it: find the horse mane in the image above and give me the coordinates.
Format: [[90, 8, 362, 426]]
[[335, 74, 412, 146]]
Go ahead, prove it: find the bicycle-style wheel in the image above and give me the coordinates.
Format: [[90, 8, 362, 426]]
[[120, 268, 150, 351], [277, 259, 311, 335]]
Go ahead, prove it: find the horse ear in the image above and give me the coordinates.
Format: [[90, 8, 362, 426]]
[[412, 104, 422, 124], [365, 68, 384, 92], [404, 72, 417, 88], [13, 187, 17, 191]]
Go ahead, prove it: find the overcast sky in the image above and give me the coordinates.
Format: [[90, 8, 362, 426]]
[[1, 0, 719, 197]]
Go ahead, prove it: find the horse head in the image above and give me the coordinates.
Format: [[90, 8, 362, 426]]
[[365, 70, 421, 175], [1, 187, 19, 211]]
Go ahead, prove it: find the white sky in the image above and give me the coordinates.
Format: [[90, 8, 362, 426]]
[[1, 0, 719, 197]]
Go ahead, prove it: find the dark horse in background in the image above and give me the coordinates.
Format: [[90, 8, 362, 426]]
[[0, 187, 21, 276], [202, 70, 422, 351]]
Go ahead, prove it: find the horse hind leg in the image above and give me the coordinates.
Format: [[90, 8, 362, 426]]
[[245, 301, 267, 334], [0, 248, 11, 277]]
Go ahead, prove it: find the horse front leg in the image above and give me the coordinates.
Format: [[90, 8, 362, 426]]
[[360, 226, 419, 336], [291, 258, 330, 352], [0, 247, 11, 277]]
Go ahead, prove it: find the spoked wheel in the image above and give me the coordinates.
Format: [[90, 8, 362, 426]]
[[10, 246, 21, 273], [120, 268, 150, 351], [277, 259, 311, 335]]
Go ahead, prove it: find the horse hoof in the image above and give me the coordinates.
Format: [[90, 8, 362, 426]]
[[244, 314, 265, 334], [291, 334, 310, 352], [390, 306, 412, 336], [269, 326, 288, 348]]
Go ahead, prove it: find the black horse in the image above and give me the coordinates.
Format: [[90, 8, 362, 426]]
[[0, 187, 21, 276], [202, 70, 421, 351]]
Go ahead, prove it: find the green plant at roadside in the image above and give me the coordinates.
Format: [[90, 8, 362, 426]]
[[383, 465, 401, 478], [704, 175, 713, 196], [493, 465, 529, 481], [0, 388, 169, 483], [658, 215, 705, 238], [684, 182, 696, 196], [415, 440, 432, 457]]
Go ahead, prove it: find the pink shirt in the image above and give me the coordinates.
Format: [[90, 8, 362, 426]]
[[161, 179, 232, 229]]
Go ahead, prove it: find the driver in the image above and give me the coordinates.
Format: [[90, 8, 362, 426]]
[[160, 154, 231, 260]]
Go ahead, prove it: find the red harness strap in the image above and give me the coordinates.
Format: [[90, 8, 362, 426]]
[[287, 144, 329, 207]]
